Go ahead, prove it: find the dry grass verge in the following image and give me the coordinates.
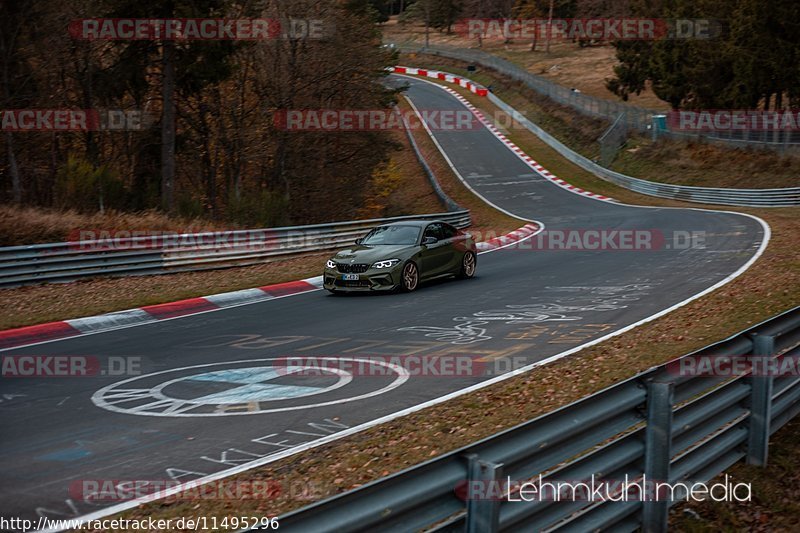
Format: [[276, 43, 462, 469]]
[[0, 206, 234, 247]]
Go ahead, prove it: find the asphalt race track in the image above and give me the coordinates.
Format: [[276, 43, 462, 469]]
[[0, 75, 767, 525]]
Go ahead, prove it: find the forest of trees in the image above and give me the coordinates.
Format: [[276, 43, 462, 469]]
[[2, 0, 796, 225], [1, 0, 398, 225], [606, 0, 800, 111]]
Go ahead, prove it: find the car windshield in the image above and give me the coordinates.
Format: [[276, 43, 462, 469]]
[[360, 225, 420, 246]]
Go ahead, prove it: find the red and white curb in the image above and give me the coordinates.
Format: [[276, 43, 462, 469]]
[[0, 277, 324, 350], [476, 223, 539, 252], [390, 66, 489, 97], [0, 221, 540, 351], [396, 66, 615, 203]]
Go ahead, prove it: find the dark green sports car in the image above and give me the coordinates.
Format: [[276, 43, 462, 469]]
[[323, 220, 477, 293]]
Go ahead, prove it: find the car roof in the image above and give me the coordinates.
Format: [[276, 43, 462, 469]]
[[380, 220, 446, 228]]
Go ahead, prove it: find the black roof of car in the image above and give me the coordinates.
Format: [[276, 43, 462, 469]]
[[381, 220, 444, 228]]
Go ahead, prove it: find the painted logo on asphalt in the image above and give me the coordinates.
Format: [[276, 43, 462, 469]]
[[92, 358, 409, 417]]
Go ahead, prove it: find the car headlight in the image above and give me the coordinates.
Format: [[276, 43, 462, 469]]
[[372, 259, 401, 269], [326, 259, 337, 269]]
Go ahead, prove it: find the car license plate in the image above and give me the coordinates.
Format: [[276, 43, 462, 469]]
[[342, 274, 360, 281]]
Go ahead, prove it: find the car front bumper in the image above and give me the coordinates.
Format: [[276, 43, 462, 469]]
[[323, 264, 403, 292]]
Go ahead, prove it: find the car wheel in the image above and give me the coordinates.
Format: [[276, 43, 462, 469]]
[[400, 261, 419, 292], [458, 251, 476, 279]]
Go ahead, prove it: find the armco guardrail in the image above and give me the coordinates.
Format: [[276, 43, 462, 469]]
[[0, 211, 471, 287], [258, 306, 800, 532], [397, 104, 462, 212], [486, 93, 800, 207], [397, 43, 800, 150]]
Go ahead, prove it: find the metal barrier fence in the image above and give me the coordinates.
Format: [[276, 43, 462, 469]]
[[398, 43, 800, 150], [598, 112, 628, 167], [397, 104, 463, 212], [260, 306, 800, 533], [0, 211, 471, 287], [487, 93, 800, 207], [655, 118, 800, 151]]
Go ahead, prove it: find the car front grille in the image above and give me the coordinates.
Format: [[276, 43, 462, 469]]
[[336, 263, 369, 274], [334, 279, 372, 288]]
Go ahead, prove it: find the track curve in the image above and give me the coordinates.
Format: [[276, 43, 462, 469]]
[[0, 75, 767, 525]]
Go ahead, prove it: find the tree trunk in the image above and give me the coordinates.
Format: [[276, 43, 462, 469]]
[[161, 40, 176, 213], [545, 0, 554, 53], [1, 16, 21, 203], [5, 131, 21, 202], [49, 133, 59, 205], [200, 106, 216, 218], [424, 1, 430, 48]]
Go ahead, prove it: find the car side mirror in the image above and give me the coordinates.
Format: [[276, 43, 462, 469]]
[[355, 238, 363, 245], [422, 236, 437, 245]]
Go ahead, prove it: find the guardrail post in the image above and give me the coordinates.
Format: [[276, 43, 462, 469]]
[[464, 454, 503, 533], [747, 333, 775, 466], [643, 380, 674, 533]]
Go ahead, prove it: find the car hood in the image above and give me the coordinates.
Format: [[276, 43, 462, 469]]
[[332, 244, 416, 264]]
